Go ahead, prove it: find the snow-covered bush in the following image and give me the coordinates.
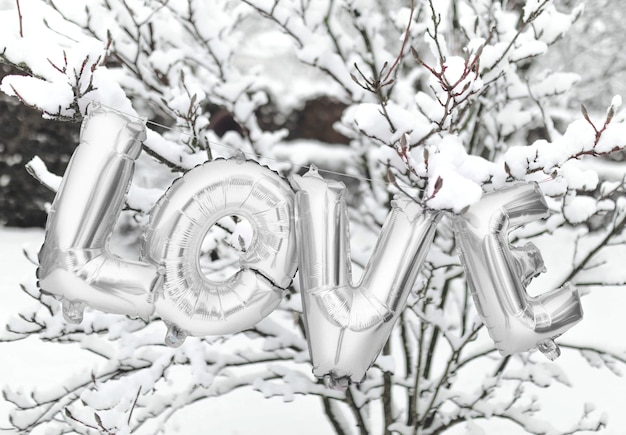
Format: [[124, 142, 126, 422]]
[[1, 0, 625, 433]]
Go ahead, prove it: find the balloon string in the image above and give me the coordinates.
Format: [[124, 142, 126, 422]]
[[78, 97, 555, 187], [78, 97, 388, 186]]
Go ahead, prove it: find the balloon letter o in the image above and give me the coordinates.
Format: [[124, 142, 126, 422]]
[[142, 159, 297, 341]]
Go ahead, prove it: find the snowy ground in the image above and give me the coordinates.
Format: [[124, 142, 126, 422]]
[[1, 226, 626, 434], [0, 226, 332, 435]]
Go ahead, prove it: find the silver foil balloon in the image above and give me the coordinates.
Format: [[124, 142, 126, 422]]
[[142, 159, 297, 345], [453, 182, 583, 360], [291, 167, 442, 387], [38, 106, 161, 323]]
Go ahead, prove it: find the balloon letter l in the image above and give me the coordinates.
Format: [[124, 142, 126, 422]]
[[37, 107, 161, 323]]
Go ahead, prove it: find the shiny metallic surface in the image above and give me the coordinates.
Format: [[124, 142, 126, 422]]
[[38, 106, 161, 321], [453, 182, 583, 360], [142, 159, 297, 339], [292, 168, 441, 385]]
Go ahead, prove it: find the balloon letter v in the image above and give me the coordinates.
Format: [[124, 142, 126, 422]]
[[291, 167, 441, 387]]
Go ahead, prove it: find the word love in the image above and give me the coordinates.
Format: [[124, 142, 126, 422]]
[[37, 108, 582, 386]]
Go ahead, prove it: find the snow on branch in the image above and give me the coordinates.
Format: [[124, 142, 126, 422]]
[[2, 0, 626, 434]]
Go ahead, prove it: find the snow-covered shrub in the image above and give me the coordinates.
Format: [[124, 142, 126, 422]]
[[1, 0, 625, 433]]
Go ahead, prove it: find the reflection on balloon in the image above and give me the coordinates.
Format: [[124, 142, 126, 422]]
[[38, 106, 161, 323], [292, 167, 442, 388], [453, 182, 583, 360], [37, 107, 585, 374], [142, 159, 297, 345]]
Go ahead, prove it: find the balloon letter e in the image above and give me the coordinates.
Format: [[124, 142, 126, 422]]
[[38, 107, 161, 323], [453, 182, 583, 360], [292, 167, 441, 388]]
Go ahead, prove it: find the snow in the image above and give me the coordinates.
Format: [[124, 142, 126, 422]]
[[24, 156, 62, 192], [415, 91, 446, 125], [531, 3, 585, 45], [3, 215, 626, 433], [347, 102, 429, 145], [234, 29, 346, 112], [2, 0, 626, 432], [6, 217, 624, 435], [0, 228, 102, 427], [561, 160, 599, 191], [425, 166, 483, 213], [530, 72, 580, 98], [509, 39, 547, 62], [0, 227, 333, 434], [595, 121, 626, 154], [496, 101, 533, 136], [271, 140, 356, 172], [523, 0, 544, 23], [501, 118, 613, 180], [0, 0, 134, 118], [0, 75, 75, 118], [611, 95, 622, 109], [439, 56, 483, 101], [127, 184, 165, 213], [143, 129, 207, 170]]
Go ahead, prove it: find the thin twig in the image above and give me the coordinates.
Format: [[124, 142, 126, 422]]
[[128, 387, 142, 425], [559, 213, 626, 286], [15, 0, 23, 37], [381, 0, 415, 84]]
